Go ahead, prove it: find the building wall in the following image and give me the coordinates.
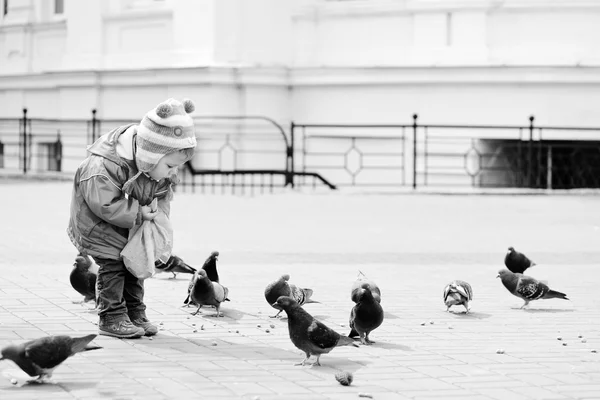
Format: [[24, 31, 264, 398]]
[[1, 0, 599, 186]]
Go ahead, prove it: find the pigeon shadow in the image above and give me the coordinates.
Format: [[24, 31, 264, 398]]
[[521, 308, 574, 313], [384, 312, 400, 319], [185, 307, 246, 323], [371, 341, 413, 351], [304, 355, 369, 374], [449, 311, 492, 319], [0, 379, 97, 391]]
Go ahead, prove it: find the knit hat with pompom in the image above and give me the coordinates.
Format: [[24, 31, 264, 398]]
[[136, 98, 197, 172], [121, 98, 197, 195]]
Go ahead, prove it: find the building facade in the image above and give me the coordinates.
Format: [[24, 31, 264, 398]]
[[1, 0, 599, 188]]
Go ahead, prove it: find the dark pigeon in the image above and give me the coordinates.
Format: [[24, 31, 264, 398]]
[[155, 254, 196, 279], [264, 274, 318, 318], [443, 280, 473, 313], [497, 268, 569, 309], [273, 296, 359, 366], [183, 251, 220, 307], [504, 247, 536, 274], [0, 334, 102, 382], [69, 255, 98, 304], [189, 270, 229, 317], [348, 283, 384, 345], [351, 270, 381, 303]]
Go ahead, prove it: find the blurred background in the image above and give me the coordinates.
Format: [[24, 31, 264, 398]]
[[1, 0, 599, 192]]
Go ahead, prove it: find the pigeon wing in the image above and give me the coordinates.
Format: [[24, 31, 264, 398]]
[[453, 280, 473, 301], [265, 276, 290, 306], [307, 320, 340, 351], [24, 336, 72, 369], [516, 276, 548, 300]]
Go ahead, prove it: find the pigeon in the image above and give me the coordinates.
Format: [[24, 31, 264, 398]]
[[497, 268, 569, 309], [0, 334, 102, 382], [264, 274, 318, 318], [348, 283, 384, 345], [183, 251, 220, 307], [155, 254, 196, 279], [351, 270, 381, 303], [273, 296, 359, 366], [504, 247, 536, 274], [69, 254, 99, 305], [189, 269, 229, 317], [443, 280, 473, 313]]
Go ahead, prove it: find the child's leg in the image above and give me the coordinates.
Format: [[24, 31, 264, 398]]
[[124, 270, 158, 336], [95, 257, 145, 339]]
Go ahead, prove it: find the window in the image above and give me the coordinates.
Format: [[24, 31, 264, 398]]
[[55, 0, 63, 15]]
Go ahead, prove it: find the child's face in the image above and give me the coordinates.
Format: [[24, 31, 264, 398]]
[[147, 151, 188, 181]]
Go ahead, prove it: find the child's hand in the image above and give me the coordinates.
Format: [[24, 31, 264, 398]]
[[141, 205, 157, 221]]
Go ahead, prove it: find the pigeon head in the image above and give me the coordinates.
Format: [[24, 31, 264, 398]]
[[272, 295, 297, 310], [281, 274, 290, 282], [497, 268, 518, 290], [507, 247, 515, 253], [356, 286, 375, 302], [197, 269, 208, 278], [0, 344, 17, 361]]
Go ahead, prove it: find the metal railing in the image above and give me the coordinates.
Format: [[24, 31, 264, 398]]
[[1, 109, 599, 190]]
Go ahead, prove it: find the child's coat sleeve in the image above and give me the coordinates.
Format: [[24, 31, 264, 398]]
[[79, 173, 140, 229]]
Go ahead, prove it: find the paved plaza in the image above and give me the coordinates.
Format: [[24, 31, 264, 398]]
[[0, 180, 599, 400]]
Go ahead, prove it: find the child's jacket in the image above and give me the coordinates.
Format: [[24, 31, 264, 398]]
[[68, 124, 172, 260]]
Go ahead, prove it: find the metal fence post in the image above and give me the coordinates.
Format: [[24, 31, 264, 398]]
[[528, 115, 534, 188], [412, 114, 418, 189], [22, 108, 28, 174], [91, 109, 97, 143], [56, 130, 63, 172], [289, 121, 295, 188]]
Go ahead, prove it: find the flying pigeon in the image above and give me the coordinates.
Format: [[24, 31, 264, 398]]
[[155, 254, 196, 279], [351, 270, 381, 303], [443, 280, 473, 313], [0, 334, 102, 383], [69, 254, 98, 305], [183, 251, 220, 307], [348, 283, 384, 345], [264, 274, 318, 318], [189, 269, 229, 317], [504, 247, 536, 274], [497, 268, 569, 309], [273, 296, 359, 366]]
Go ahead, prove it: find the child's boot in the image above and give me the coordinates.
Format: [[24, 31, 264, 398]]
[[99, 318, 145, 339], [129, 313, 158, 336]]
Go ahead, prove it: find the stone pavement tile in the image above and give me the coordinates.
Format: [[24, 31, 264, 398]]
[[442, 375, 531, 389], [444, 364, 498, 376], [259, 380, 317, 394], [517, 386, 571, 399], [471, 388, 540, 400], [544, 373, 599, 384], [408, 365, 466, 378], [508, 373, 564, 386]]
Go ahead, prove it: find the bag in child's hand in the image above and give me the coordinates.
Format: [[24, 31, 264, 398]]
[[121, 202, 173, 279]]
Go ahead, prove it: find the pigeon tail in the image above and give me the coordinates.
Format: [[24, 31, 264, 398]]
[[70, 334, 101, 353], [337, 335, 360, 348], [543, 289, 569, 300]]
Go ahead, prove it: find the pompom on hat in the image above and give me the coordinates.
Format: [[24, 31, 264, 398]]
[[135, 98, 197, 172]]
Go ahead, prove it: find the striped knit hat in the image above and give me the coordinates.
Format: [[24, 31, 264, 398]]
[[136, 98, 197, 172]]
